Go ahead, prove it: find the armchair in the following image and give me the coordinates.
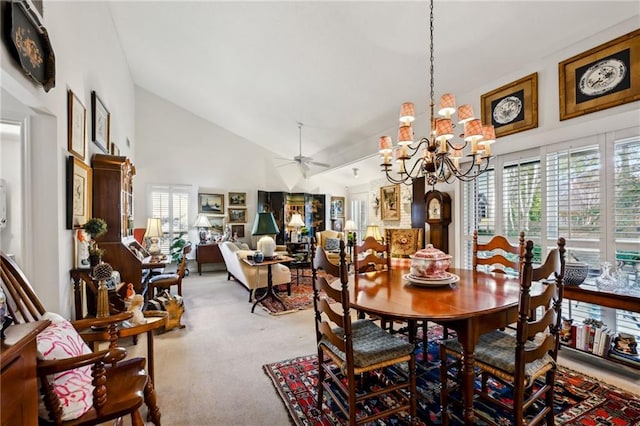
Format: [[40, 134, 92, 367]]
[[0, 251, 160, 425], [315, 230, 347, 265]]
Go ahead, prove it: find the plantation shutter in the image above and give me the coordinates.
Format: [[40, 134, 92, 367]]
[[149, 185, 191, 254], [614, 136, 640, 339], [502, 159, 541, 242], [463, 169, 495, 268]]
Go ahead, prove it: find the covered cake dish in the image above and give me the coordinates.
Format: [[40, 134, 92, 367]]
[[410, 244, 451, 278]]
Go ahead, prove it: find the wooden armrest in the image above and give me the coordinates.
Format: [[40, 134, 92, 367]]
[[37, 347, 127, 376], [71, 311, 133, 330]]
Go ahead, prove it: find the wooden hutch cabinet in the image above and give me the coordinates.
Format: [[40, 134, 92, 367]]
[[91, 154, 146, 292]]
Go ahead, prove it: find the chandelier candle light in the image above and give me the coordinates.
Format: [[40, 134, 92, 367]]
[[380, 0, 496, 186]]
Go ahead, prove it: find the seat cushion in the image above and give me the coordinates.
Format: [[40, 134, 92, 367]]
[[36, 312, 94, 421], [441, 330, 555, 387], [320, 319, 414, 369], [149, 273, 179, 284]]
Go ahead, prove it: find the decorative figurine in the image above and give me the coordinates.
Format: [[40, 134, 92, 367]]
[[127, 294, 147, 325]]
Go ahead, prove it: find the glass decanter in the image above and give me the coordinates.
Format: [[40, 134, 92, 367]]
[[595, 262, 620, 292]]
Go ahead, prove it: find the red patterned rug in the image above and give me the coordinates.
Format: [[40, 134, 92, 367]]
[[263, 326, 640, 425], [258, 269, 315, 315]]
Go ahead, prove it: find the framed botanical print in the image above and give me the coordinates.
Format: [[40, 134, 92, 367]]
[[199, 193, 224, 214], [91, 91, 110, 153], [559, 29, 640, 121], [481, 73, 538, 138], [66, 156, 92, 229], [229, 192, 246, 206], [228, 208, 247, 223], [67, 89, 86, 160], [380, 184, 400, 221]]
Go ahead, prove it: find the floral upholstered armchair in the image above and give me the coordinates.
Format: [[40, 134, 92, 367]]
[[385, 228, 424, 269]]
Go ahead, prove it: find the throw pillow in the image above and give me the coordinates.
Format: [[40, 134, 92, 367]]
[[325, 237, 340, 252], [37, 312, 94, 421]]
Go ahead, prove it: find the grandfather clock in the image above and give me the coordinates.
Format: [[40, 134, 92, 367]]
[[425, 189, 451, 253]]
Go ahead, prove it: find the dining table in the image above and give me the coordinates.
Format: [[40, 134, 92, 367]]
[[349, 267, 540, 426]]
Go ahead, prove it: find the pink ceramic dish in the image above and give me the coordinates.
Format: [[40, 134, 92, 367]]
[[410, 244, 452, 278]]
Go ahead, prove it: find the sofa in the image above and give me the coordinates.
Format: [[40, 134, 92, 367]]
[[219, 241, 291, 301]]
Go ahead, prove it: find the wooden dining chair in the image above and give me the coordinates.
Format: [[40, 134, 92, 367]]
[[0, 251, 161, 425], [473, 230, 526, 275], [439, 237, 566, 426], [310, 238, 339, 278], [310, 240, 417, 425], [148, 243, 192, 297], [353, 236, 390, 273]]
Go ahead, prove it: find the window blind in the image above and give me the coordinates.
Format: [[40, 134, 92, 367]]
[[149, 185, 191, 254]]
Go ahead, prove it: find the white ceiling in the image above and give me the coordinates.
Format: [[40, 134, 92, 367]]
[[108, 1, 638, 181]]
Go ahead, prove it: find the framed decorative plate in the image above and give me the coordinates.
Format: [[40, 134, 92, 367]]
[[6, 0, 56, 92]]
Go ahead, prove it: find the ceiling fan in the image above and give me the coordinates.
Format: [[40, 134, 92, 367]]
[[276, 122, 330, 178]]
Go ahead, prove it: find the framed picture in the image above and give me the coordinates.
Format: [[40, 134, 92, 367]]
[[207, 216, 224, 235], [559, 29, 640, 121], [198, 193, 224, 214], [66, 156, 92, 229], [67, 89, 86, 160], [228, 208, 247, 223], [229, 192, 246, 206], [481, 72, 538, 138], [330, 196, 345, 219], [380, 184, 400, 221], [91, 91, 110, 153], [231, 224, 245, 238]]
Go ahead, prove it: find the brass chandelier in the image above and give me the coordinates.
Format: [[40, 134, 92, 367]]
[[380, 0, 496, 186]]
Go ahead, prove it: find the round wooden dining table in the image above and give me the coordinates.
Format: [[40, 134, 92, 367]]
[[349, 267, 535, 426]]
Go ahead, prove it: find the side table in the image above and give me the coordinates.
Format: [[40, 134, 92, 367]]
[[288, 260, 310, 284], [196, 243, 225, 274], [243, 255, 294, 313]]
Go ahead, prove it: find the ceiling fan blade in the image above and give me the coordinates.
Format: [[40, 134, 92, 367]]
[[297, 162, 308, 178], [275, 160, 296, 168], [308, 161, 330, 168]]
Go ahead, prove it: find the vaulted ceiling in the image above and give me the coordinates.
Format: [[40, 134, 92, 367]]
[[108, 1, 638, 182]]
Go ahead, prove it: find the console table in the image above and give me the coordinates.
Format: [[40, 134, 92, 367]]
[[563, 284, 640, 370], [1, 321, 50, 426], [196, 243, 225, 274]]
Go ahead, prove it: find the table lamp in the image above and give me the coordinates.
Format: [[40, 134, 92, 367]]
[[252, 212, 280, 258], [288, 213, 305, 243], [364, 224, 383, 242], [193, 214, 212, 244], [145, 218, 164, 255]]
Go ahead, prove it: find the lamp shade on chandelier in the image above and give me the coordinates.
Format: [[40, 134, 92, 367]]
[[380, 0, 496, 186]]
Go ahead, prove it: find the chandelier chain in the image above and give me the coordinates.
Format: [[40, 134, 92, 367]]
[[429, 0, 435, 132]]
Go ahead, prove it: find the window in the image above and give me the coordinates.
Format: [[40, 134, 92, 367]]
[[463, 129, 640, 340], [149, 185, 191, 254]]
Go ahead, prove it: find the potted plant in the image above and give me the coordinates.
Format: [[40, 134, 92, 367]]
[[300, 226, 309, 242], [83, 218, 108, 267]]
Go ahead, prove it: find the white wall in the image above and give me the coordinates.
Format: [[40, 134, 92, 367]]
[[0, 2, 135, 318], [134, 87, 347, 245]]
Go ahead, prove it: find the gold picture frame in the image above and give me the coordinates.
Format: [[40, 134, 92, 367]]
[[229, 192, 246, 206], [228, 208, 247, 224], [198, 193, 224, 214], [330, 196, 345, 219], [380, 184, 400, 221], [481, 72, 538, 138], [559, 29, 640, 121], [67, 89, 86, 160], [66, 156, 92, 229]]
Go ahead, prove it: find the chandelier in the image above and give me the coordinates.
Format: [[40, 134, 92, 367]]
[[380, 0, 496, 186]]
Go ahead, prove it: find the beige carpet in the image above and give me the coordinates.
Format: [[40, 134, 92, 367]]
[[117, 267, 640, 425]]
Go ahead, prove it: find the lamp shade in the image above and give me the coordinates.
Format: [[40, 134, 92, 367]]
[[251, 212, 279, 236], [288, 213, 305, 228], [344, 220, 356, 232], [364, 224, 382, 241], [145, 218, 163, 238], [193, 214, 212, 228]]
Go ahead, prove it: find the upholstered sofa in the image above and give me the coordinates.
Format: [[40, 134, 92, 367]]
[[219, 241, 291, 301]]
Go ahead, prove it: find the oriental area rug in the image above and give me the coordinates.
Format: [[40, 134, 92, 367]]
[[257, 269, 315, 315], [263, 326, 640, 425]]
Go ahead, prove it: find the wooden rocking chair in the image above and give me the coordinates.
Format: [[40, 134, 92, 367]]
[[0, 251, 161, 425]]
